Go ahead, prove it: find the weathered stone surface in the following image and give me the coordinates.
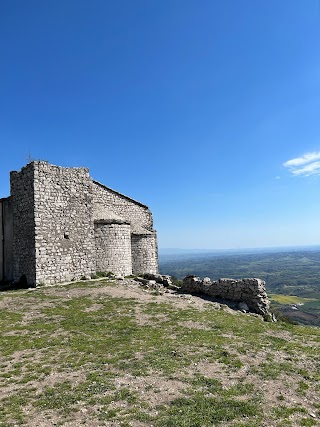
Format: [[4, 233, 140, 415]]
[[134, 274, 177, 292], [33, 162, 96, 285], [144, 273, 172, 287], [0, 197, 13, 282], [182, 275, 271, 316], [91, 179, 158, 276], [135, 277, 162, 290], [131, 233, 158, 275], [92, 180, 154, 232], [95, 222, 132, 276], [2, 161, 159, 286], [11, 163, 37, 285]]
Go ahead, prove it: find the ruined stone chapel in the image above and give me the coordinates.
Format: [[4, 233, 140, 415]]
[[0, 161, 159, 286]]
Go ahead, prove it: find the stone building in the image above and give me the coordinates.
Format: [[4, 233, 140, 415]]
[[0, 161, 158, 286]]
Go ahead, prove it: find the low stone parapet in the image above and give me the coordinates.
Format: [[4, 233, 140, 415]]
[[182, 275, 271, 316]]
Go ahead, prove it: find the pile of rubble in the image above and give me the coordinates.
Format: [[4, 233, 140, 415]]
[[133, 273, 178, 291]]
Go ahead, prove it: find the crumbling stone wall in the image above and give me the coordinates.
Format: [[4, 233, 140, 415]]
[[95, 220, 132, 276], [131, 233, 159, 275], [33, 162, 96, 284], [182, 276, 270, 315], [10, 163, 37, 285]]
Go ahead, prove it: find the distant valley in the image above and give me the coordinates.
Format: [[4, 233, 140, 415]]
[[159, 246, 320, 326]]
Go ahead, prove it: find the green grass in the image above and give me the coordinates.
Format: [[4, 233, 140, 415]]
[[269, 294, 317, 305], [155, 394, 261, 426], [0, 280, 319, 426]]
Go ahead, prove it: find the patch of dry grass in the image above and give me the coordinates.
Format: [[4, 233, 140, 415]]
[[0, 279, 319, 427]]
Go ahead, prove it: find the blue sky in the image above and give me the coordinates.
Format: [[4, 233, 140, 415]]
[[1, 0, 320, 249]]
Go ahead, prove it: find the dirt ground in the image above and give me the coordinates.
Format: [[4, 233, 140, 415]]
[[0, 279, 319, 427]]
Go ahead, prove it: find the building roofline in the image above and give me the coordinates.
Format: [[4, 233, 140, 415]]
[[92, 180, 149, 210]]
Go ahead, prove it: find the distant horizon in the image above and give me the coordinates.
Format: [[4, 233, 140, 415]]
[[159, 244, 320, 254]]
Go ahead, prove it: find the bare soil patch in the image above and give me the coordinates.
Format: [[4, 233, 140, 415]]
[[0, 279, 319, 427]]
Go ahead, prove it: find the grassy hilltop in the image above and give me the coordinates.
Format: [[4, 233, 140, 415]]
[[0, 279, 319, 427]]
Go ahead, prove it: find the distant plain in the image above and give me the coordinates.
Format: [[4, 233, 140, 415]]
[[159, 246, 320, 326]]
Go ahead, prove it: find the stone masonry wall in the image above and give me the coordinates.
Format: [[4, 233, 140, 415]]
[[131, 233, 159, 275], [33, 162, 95, 284], [10, 164, 36, 285], [92, 181, 153, 231], [6, 161, 158, 284], [182, 276, 270, 315], [0, 198, 13, 281], [94, 221, 132, 276]]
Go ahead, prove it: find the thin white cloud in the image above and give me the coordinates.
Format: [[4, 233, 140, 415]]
[[283, 151, 320, 176], [291, 161, 320, 176]]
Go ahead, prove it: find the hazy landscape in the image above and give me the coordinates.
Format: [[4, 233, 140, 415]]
[[159, 246, 320, 327]]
